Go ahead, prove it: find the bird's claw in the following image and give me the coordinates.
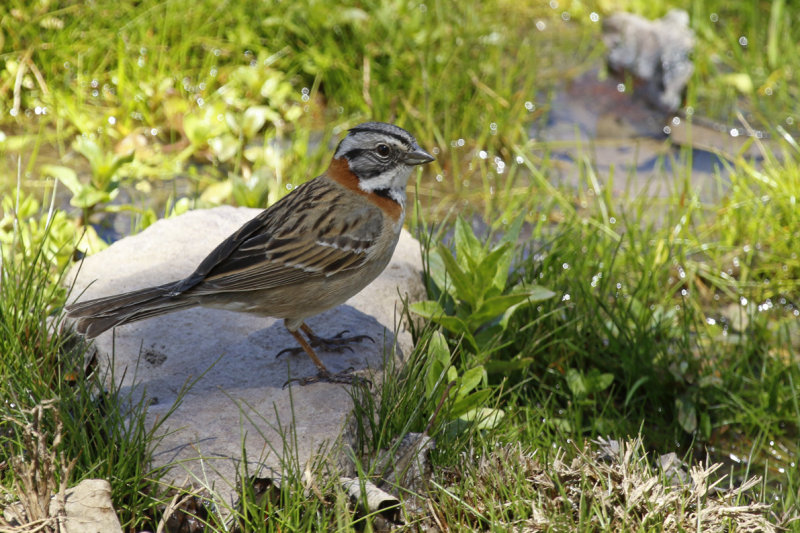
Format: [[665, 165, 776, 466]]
[[275, 346, 304, 359], [275, 329, 374, 359], [282, 367, 372, 388]]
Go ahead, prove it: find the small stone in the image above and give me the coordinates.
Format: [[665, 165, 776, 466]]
[[603, 9, 695, 112], [50, 479, 122, 533]]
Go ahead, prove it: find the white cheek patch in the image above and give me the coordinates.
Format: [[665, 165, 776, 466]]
[[358, 169, 399, 191], [357, 166, 413, 202]]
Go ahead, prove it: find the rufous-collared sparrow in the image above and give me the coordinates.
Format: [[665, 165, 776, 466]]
[[66, 121, 434, 384]]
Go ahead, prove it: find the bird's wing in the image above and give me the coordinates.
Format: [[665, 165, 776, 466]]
[[177, 178, 385, 294]]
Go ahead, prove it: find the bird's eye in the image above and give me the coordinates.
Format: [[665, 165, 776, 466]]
[[376, 143, 391, 157]]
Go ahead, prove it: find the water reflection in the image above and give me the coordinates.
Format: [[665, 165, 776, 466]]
[[531, 69, 772, 204]]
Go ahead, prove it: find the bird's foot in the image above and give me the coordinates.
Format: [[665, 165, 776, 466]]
[[282, 367, 372, 388], [276, 329, 374, 358]]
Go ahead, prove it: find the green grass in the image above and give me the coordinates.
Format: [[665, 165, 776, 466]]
[[1, 0, 799, 530]]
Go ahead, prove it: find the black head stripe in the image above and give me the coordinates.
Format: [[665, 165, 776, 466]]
[[341, 148, 366, 160], [348, 128, 410, 146], [348, 122, 414, 147]]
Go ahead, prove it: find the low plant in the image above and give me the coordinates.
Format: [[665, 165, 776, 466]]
[[411, 216, 554, 354]]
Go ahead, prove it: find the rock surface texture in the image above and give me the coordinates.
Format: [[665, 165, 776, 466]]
[[67, 206, 424, 504]]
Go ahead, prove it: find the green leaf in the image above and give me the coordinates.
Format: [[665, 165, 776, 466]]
[[565, 368, 587, 398], [493, 214, 525, 289], [428, 330, 451, 367], [567, 368, 614, 399], [41, 165, 81, 196], [71, 187, 113, 209], [425, 331, 451, 398], [105, 150, 135, 184], [459, 407, 505, 430], [409, 300, 444, 319], [467, 292, 532, 327], [767, 0, 784, 69], [484, 357, 535, 374], [241, 106, 279, 138], [457, 366, 485, 398], [436, 243, 475, 305], [719, 73, 753, 94], [183, 105, 227, 147], [453, 217, 482, 270], [446, 365, 458, 384], [676, 396, 697, 434], [426, 246, 448, 296], [450, 388, 492, 418], [699, 411, 712, 440], [586, 370, 614, 393], [73, 136, 105, 172], [475, 243, 511, 293], [208, 134, 240, 162]]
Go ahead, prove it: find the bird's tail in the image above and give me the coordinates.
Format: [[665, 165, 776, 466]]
[[65, 282, 194, 338]]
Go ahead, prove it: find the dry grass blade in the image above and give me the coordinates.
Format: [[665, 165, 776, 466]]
[[0, 401, 76, 533], [448, 438, 784, 532]]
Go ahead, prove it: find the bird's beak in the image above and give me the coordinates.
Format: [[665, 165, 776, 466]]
[[405, 146, 435, 165]]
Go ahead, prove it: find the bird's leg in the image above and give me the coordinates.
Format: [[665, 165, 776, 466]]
[[280, 321, 373, 387], [285, 327, 329, 373], [276, 322, 374, 358]]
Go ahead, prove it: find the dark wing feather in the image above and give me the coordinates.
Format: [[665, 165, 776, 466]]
[[181, 178, 384, 294]]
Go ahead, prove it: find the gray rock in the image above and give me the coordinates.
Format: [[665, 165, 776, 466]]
[[603, 9, 695, 112], [67, 206, 424, 505]]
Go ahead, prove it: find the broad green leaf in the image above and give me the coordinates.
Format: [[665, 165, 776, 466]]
[[585, 370, 614, 393], [498, 300, 527, 330], [2, 193, 39, 218], [720, 72, 753, 94], [458, 365, 485, 397], [436, 243, 475, 306], [106, 150, 135, 182], [446, 365, 458, 384], [565, 368, 587, 398], [428, 330, 451, 367], [519, 285, 557, 302], [426, 246, 448, 296], [450, 388, 492, 418], [475, 244, 510, 292], [484, 357, 535, 374], [494, 213, 525, 289], [435, 315, 471, 338], [208, 134, 240, 162], [73, 136, 105, 171], [453, 217, 482, 270], [676, 396, 697, 433], [466, 292, 535, 327], [409, 300, 445, 319], [459, 407, 505, 430], [41, 165, 81, 196], [71, 186, 113, 209], [699, 412, 712, 440], [200, 180, 233, 205], [183, 106, 227, 147], [425, 331, 451, 398], [566, 368, 614, 399], [241, 106, 279, 138], [74, 223, 108, 255], [548, 418, 574, 433], [496, 286, 556, 329]]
